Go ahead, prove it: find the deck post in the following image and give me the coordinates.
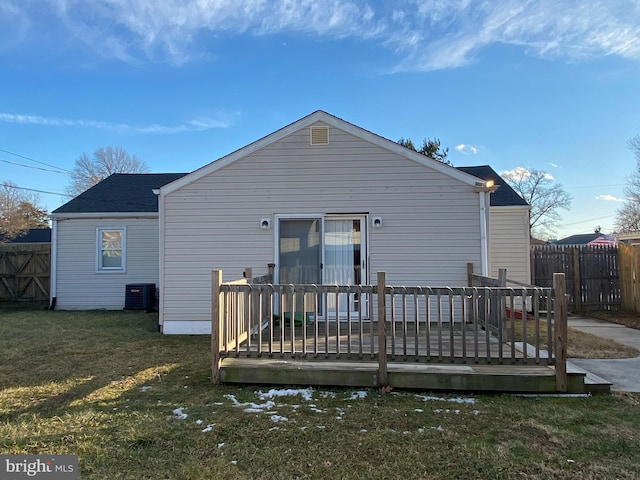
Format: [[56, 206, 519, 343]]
[[377, 271, 387, 386], [554, 273, 568, 392], [211, 270, 223, 385], [467, 263, 474, 286]]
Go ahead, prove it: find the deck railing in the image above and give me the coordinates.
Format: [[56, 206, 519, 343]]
[[211, 270, 568, 391]]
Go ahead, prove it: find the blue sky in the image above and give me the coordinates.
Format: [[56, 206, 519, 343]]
[[1, 0, 639, 239]]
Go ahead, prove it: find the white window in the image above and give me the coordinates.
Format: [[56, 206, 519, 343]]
[[97, 227, 126, 272]]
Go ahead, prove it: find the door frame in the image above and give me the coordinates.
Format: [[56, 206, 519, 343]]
[[274, 213, 370, 318]]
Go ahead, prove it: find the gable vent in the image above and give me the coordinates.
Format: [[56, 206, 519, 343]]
[[310, 126, 329, 145]]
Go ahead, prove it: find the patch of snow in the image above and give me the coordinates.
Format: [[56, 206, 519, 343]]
[[472, 410, 481, 415], [230, 460, 237, 465], [418, 428, 425, 433], [257, 388, 314, 401], [414, 408, 424, 413], [218, 443, 225, 448], [214, 402, 224, 406], [348, 391, 368, 400], [202, 425, 214, 433], [195, 419, 203, 425], [320, 391, 336, 398], [172, 407, 188, 420], [417, 395, 476, 404], [270, 415, 288, 422], [244, 408, 266, 413], [140, 386, 152, 392]]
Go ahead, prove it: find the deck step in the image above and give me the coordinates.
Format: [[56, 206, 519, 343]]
[[567, 361, 612, 393]]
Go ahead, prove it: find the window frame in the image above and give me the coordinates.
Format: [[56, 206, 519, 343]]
[[96, 227, 127, 273]]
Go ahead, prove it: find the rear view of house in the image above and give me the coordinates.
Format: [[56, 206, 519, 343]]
[[49, 111, 530, 334], [157, 111, 501, 333]]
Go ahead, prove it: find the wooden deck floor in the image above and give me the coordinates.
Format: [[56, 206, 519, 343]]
[[218, 320, 594, 393]]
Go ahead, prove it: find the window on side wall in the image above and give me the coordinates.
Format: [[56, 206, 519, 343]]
[[97, 227, 126, 272]]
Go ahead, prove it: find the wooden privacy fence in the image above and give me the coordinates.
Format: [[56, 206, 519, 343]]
[[532, 244, 619, 311], [0, 243, 50, 305], [211, 270, 568, 391], [619, 243, 640, 312]]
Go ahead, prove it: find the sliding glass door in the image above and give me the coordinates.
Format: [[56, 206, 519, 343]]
[[278, 216, 367, 318]]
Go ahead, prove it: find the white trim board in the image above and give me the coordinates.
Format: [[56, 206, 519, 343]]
[[162, 321, 211, 335]]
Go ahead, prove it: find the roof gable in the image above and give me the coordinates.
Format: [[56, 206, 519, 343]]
[[52, 173, 188, 215], [160, 110, 484, 195], [457, 165, 529, 207]]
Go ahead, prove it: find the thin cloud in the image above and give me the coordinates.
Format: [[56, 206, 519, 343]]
[[4, 1, 639, 69], [0, 112, 236, 134], [596, 194, 625, 202], [548, 162, 559, 168], [501, 166, 554, 180], [455, 144, 479, 155]]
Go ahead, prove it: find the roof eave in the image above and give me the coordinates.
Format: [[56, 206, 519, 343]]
[[51, 212, 159, 220]]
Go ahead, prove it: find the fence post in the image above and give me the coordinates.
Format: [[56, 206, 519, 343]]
[[211, 270, 223, 385], [244, 267, 252, 280], [572, 247, 581, 312], [554, 273, 568, 392], [377, 271, 387, 386], [467, 262, 474, 286]]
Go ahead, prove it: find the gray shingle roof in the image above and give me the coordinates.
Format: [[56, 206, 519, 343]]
[[52, 173, 188, 214], [457, 165, 528, 207], [0, 228, 51, 243], [554, 233, 603, 245]]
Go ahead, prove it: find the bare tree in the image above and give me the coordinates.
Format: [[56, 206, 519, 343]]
[[501, 167, 572, 237], [398, 137, 451, 165], [67, 146, 149, 196], [616, 135, 640, 232], [0, 181, 49, 241]]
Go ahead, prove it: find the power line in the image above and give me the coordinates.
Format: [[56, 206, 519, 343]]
[[0, 147, 72, 173], [562, 214, 616, 227], [0, 158, 68, 174], [2, 183, 68, 197]]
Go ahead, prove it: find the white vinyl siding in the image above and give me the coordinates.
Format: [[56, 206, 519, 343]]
[[489, 207, 531, 285], [160, 122, 484, 329], [55, 217, 159, 309]]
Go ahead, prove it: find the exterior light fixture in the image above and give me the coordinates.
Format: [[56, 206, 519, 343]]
[[372, 216, 383, 228]]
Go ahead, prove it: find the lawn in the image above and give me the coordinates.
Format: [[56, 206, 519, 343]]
[[1, 310, 640, 479]]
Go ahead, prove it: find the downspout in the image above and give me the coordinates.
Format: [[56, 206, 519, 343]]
[[479, 192, 489, 276], [49, 217, 58, 309], [154, 188, 164, 332]]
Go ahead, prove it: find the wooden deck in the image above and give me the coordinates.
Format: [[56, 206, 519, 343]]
[[212, 271, 606, 393]]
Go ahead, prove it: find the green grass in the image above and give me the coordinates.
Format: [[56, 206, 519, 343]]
[[2, 310, 640, 479]]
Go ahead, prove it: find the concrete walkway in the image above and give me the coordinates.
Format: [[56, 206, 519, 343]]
[[568, 315, 640, 393]]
